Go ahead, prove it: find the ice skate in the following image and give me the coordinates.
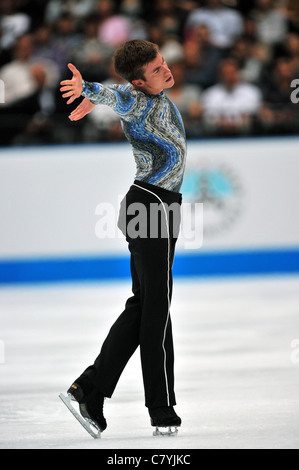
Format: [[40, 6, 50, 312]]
[[59, 382, 106, 439], [149, 406, 181, 437]]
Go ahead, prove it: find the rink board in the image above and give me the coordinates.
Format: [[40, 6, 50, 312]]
[[0, 137, 298, 283]]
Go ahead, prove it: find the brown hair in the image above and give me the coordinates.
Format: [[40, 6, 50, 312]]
[[113, 40, 159, 83]]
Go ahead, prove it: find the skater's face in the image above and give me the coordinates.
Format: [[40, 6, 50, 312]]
[[132, 53, 174, 95]]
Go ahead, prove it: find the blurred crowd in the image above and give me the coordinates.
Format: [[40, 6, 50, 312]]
[[0, 0, 299, 146]]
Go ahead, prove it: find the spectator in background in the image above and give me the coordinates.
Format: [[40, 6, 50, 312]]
[[33, 24, 57, 63], [120, 0, 143, 19], [285, 0, 299, 33], [252, 0, 288, 47], [32, 24, 61, 87], [183, 24, 224, 89], [50, 12, 82, 76], [119, 0, 147, 40], [201, 58, 262, 136], [185, 0, 244, 50], [44, 0, 96, 25], [13, 0, 49, 31], [284, 32, 299, 75], [152, 0, 182, 39], [0, 34, 54, 145], [0, 34, 38, 105], [148, 0, 185, 64], [229, 36, 269, 84], [95, 0, 132, 47], [147, 23, 166, 48], [242, 13, 259, 44], [11, 62, 56, 146], [159, 35, 185, 66], [69, 15, 113, 83], [0, 0, 31, 51], [258, 57, 298, 134]]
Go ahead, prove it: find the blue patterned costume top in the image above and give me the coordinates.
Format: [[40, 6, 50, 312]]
[[81, 80, 187, 192]]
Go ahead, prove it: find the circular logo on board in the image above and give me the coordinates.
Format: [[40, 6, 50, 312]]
[[181, 160, 244, 238]]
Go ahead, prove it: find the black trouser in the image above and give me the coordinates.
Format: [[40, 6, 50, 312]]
[[78, 180, 182, 409]]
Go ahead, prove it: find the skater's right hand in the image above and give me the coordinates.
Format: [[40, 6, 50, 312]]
[[68, 98, 96, 121], [60, 63, 83, 105]]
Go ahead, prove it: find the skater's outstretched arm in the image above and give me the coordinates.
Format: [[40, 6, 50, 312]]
[[60, 62, 148, 122], [79, 80, 148, 121], [61, 64, 148, 122]]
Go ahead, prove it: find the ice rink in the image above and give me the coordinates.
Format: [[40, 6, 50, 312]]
[[1, 275, 299, 449]]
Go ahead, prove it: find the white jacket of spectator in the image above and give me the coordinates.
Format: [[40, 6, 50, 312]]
[[255, 8, 288, 45], [0, 12, 30, 49], [186, 5, 243, 49], [202, 81, 262, 122], [0, 60, 37, 105]]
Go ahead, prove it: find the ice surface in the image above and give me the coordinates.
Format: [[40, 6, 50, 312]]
[[1, 276, 299, 449]]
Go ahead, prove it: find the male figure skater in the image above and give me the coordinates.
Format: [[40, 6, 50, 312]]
[[60, 40, 186, 436]]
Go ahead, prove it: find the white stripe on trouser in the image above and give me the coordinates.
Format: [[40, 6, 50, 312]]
[[132, 183, 171, 406]]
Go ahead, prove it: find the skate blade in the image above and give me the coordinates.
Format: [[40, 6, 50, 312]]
[[153, 426, 179, 437], [59, 393, 101, 439]]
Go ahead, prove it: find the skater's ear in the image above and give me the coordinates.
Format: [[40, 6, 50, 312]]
[[132, 78, 145, 87]]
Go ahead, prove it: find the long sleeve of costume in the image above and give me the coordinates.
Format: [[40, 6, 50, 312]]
[[81, 80, 187, 192], [81, 80, 148, 121]]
